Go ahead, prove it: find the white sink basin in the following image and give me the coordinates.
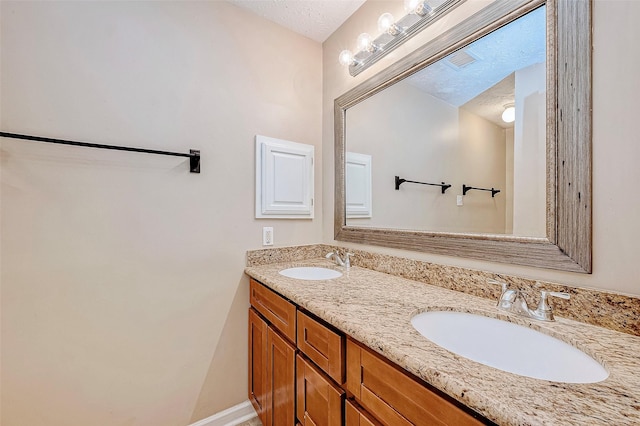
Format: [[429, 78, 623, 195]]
[[411, 311, 609, 383], [279, 267, 342, 280]]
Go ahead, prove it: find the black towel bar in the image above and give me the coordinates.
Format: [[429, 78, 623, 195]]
[[395, 176, 451, 194], [0, 131, 201, 173], [462, 184, 500, 197]]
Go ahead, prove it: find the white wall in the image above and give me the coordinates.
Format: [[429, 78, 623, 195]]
[[0, 1, 321, 425], [323, 0, 640, 297]]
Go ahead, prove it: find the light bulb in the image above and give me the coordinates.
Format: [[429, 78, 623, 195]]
[[338, 49, 354, 67], [377, 12, 396, 33], [403, 0, 421, 14], [404, 0, 433, 16], [502, 105, 515, 123], [357, 33, 373, 51], [415, 1, 433, 16]]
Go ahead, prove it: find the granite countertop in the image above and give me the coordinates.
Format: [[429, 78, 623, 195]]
[[245, 259, 640, 426]]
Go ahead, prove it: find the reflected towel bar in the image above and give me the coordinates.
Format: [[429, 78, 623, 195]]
[[0, 131, 201, 173], [395, 176, 451, 194], [462, 184, 500, 197]]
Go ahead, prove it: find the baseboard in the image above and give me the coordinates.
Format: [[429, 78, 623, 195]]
[[189, 400, 258, 426]]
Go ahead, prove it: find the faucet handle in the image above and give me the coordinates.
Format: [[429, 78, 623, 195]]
[[488, 279, 516, 309], [487, 279, 508, 294], [548, 291, 570, 300], [538, 290, 570, 307], [344, 252, 353, 268], [535, 290, 570, 320], [325, 250, 346, 267]]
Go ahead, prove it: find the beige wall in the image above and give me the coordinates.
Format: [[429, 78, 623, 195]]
[[0, 1, 321, 425], [457, 108, 507, 233], [346, 81, 507, 233], [513, 62, 546, 237], [3, 0, 640, 424], [323, 0, 640, 297], [505, 128, 515, 233]]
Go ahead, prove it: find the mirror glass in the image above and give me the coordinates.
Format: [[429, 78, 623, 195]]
[[345, 6, 546, 237]]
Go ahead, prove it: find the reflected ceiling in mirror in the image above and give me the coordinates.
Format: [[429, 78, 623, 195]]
[[346, 6, 547, 237]]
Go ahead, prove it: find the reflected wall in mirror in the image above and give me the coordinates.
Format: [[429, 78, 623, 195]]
[[335, 0, 592, 272], [346, 6, 546, 236]]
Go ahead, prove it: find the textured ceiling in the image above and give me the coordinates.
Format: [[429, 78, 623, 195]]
[[405, 5, 546, 124], [461, 74, 515, 129], [227, 0, 367, 42]]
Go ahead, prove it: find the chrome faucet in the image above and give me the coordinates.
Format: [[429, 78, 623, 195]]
[[488, 279, 570, 321], [325, 251, 353, 269]]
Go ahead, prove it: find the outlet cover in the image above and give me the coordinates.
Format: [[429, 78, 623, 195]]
[[263, 227, 274, 246]]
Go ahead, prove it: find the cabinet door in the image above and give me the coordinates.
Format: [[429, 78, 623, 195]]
[[296, 355, 344, 426], [248, 308, 268, 426], [347, 338, 486, 426], [345, 399, 381, 426], [266, 327, 296, 426]]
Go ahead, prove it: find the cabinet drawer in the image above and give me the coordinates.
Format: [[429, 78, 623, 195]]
[[346, 338, 487, 426], [297, 311, 345, 384], [250, 279, 297, 342], [296, 354, 344, 426]]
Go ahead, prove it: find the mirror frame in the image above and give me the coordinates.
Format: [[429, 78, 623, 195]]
[[334, 0, 592, 273]]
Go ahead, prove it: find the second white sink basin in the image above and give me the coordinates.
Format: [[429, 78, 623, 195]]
[[411, 311, 609, 383], [279, 267, 342, 280]]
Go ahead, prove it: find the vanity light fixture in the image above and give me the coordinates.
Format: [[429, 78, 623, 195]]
[[502, 103, 516, 123], [338, 0, 464, 77]]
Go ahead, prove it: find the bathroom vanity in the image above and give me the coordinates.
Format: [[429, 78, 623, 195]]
[[248, 277, 486, 425], [245, 257, 640, 425]]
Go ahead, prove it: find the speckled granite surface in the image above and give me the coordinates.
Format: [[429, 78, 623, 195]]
[[248, 244, 640, 337], [246, 244, 324, 267], [245, 259, 640, 426]]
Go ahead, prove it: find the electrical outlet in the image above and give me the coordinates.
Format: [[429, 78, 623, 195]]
[[457, 195, 464, 206], [263, 227, 274, 246]]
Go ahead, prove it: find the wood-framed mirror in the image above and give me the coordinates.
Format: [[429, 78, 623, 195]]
[[334, 0, 592, 273]]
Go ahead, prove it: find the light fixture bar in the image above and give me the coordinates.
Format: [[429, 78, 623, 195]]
[[348, 0, 465, 77]]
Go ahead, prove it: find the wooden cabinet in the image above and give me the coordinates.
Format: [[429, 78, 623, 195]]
[[346, 338, 486, 426], [296, 354, 344, 426], [249, 308, 296, 426], [249, 279, 297, 426], [249, 278, 490, 426], [296, 312, 345, 425]]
